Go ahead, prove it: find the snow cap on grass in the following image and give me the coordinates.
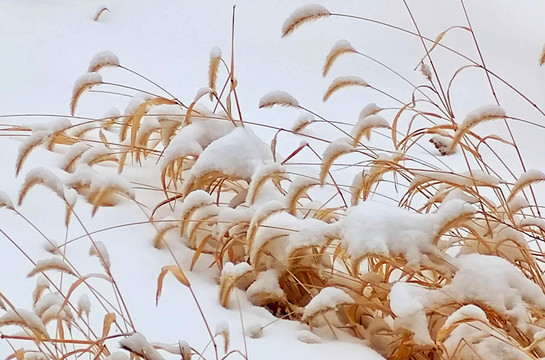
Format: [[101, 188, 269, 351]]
[[0, 191, 14, 210], [390, 282, 434, 345], [88, 50, 120, 72], [440, 254, 545, 325], [221, 262, 252, 279], [89, 241, 110, 270], [246, 269, 284, 305], [161, 118, 234, 165], [340, 199, 475, 268], [34, 293, 63, 318], [19, 167, 65, 205], [186, 127, 273, 182], [27, 258, 75, 277], [259, 91, 299, 108], [303, 287, 354, 321], [442, 304, 488, 329], [351, 114, 389, 143], [292, 113, 315, 133], [71, 73, 102, 114], [77, 294, 91, 318], [0, 309, 48, 338], [358, 103, 382, 120], [323, 39, 356, 76], [282, 4, 331, 37], [323, 76, 369, 102], [119, 332, 164, 360]]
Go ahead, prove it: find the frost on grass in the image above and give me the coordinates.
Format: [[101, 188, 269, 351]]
[[88, 50, 120, 72], [259, 91, 299, 108], [281, 4, 331, 37], [303, 287, 354, 321], [119, 332, 164, 360]]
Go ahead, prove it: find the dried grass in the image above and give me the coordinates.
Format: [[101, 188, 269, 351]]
[[5, 3, 545, 360]]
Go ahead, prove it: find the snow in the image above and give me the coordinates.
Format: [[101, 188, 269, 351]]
[[442, 304, 488, 329], [2, 1, 545, 360], [339, 199, 474, 267], [0, 191, 14, 210], [302, 287, 354, 320], [77, 294, 91, 318], [88, 50, 120, 72], [351, 114, 389, 142], [119, 332, 164, 360], [27, 258, 75, 277], [33, 293, 63, 317], [259, 91, 299, 108], [72, 72, 102, 96], [292, 113, 314, 133], [0, 309, 48, 338], [358, 103, 382, 121], [246, 269, 285, 304], [89, 241, 111, 270], [210, 46, 222, 59], [186, 127, 273, 182], [460, 104, 507, 130], [222, 262, 253, 279]]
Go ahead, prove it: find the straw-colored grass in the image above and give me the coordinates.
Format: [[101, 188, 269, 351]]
[[3, 3, 545, 360]]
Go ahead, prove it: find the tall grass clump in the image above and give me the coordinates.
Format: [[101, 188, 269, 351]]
[[2, 2, 545, 360]]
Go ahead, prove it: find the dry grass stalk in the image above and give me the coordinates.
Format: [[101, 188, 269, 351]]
[[156, 265, 191, 305], [319, 138, 354, 184], [209, 47, 222, 100], [323, 76, 369, 102], [447, 105, 506, 154], [323, 40, 356, 77], [71, 73, 103, 115], [93, 7, 110, 21]]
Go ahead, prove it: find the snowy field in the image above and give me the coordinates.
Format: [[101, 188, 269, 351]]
[[1, 1, 545, 359]]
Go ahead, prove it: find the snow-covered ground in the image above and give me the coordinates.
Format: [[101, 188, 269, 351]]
[[1, 1, 545, 359]]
